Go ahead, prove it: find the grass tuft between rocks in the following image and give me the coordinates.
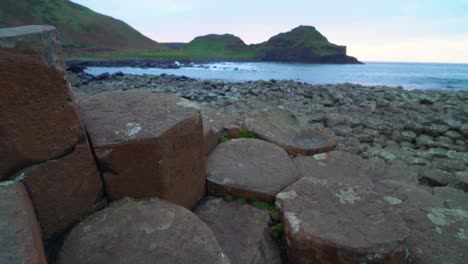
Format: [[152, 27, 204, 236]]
[[219, 130, 255, 143]]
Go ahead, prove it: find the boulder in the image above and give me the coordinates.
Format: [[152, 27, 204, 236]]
[[0, 25, 85, 180], [374, 180, 468, 264], [207, 138, 299, 202], [194, 197, 281, 264], [242, 108, 336, 156], [293, 151, 374, 188], [419, 168, 454, 187], [58, 198, 230, 264], [276, 177, 409, 264], [17, 143, 103, 239], [0, 182, 47, 264], [79, 91, 205, 209]]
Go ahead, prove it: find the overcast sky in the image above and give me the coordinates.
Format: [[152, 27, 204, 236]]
[[71, 0, 468, 63]]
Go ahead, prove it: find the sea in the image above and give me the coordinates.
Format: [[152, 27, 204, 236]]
[[84, 61, 468, 91]]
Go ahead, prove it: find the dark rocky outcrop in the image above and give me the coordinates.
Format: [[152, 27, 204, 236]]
[[257, 26, 361, 64], [58, 198, 230, 264], [79, 91, 206, 209]]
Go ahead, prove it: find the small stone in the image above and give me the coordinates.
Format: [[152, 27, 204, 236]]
[[401, 130, 417, 141], [420, 168, 454, 187], [444, 130, 463, 140]]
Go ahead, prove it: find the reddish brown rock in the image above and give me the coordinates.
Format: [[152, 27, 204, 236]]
[[79, 91, 205, 209], [207, 138, 299, 202], [276, 177, 409, 264], [242, 108, 336, 156], [15, 143, 103, 239], [58, 198, 230, 264], [194, 197, 281, 264], [293, 151, 374, 188], [201, 106, 240, 155], [0, 25, 84, 180], [0, 182, 47, 264]]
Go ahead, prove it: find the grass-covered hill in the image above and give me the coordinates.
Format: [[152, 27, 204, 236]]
[[0, 0, 163, 54], [159, 26, 359, 63], [181, 34, 259, 59], [257, 26, 358, 63]]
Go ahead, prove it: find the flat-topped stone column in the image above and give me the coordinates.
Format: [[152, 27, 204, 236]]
[[0, 25, 103, 239], [79, 91, 206, 209]]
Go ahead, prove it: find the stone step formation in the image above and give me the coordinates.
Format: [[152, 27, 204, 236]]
[[0, 25, 467, 264]]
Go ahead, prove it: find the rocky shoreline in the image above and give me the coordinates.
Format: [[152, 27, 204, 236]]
[[71, 71, 468, 188]]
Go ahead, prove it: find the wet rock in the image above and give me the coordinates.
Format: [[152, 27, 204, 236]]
[[432, 158, 466, 172], [444, 130, 463, 140], [426, 124, 449, 137], [293, 151, 374, 188], [207, 139, 299, 202], [194, 197, 281, 264], [0, 25, 85, 180], [58, 198, 230, 264], [332, 125, 352, 137], [243, 108, 336, 156], [0, 182, 47, 264], [419, 168, 454, 187], [276, 177, 409, 264], [415, 134, 435, 148], [433, 186, 468, 210], [17, 144, 103, 239], [79, 91, 205, 209], [401, 130, 417, 142]]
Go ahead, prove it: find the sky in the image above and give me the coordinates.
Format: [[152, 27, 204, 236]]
[[71, 0, 468, 63]]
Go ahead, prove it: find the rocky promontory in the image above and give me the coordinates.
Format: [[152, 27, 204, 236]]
[[1, 25, 467, 264]]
